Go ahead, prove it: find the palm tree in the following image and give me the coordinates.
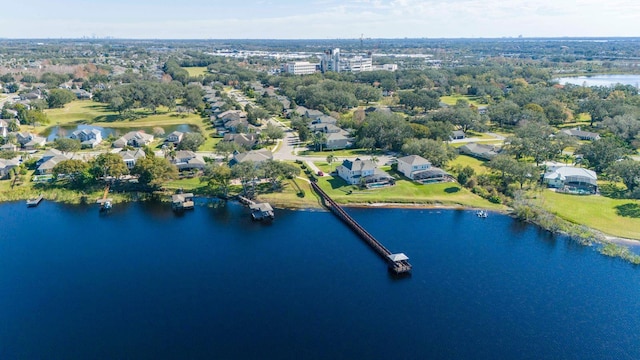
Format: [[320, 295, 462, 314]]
[[312, 132, 327, 152], [326, 154, 337, 171], [369, 155, 379, 167]]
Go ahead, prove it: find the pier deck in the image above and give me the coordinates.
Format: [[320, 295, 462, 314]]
[[310, 181, 412, 274]]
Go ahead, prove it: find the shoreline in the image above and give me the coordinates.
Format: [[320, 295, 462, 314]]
[[3, 190, 639, 247]]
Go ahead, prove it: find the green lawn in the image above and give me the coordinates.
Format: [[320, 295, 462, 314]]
[[315, 174, 505, 210], [41, 100, 209, 134], [183, 67, 209, 77], [448, 155, 490, 175], [534, 190, 640, 239], [440, 95, 485, 107]]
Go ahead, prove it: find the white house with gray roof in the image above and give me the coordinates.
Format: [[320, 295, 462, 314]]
[[230, 148, 273, 165], [336, 158, 393, 186], [119, 149, 146, 169], [112, 131, 154, 148], [543, 165, 598, 193], [70, 128, 102, 148]]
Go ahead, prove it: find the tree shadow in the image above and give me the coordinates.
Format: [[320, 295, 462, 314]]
[[326, 177, 348, 190], [615, 203, 640, 218], [444, 186, 460, 194], [94, 114, 122, 123]]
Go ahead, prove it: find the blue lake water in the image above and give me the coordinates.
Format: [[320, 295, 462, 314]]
[[555, 74, 640, 87], [1, 201, 640, 359]]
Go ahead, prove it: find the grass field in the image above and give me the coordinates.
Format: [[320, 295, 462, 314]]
[[447, 155, 490, 174], [41, 100, 208, 132], [533, 190, 640, 239], [314, 172, 505, 210], [440, 95, 485, 107], [183, 67, 209, 77]]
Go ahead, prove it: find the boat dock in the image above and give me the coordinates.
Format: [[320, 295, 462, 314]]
[[310, 181, 412, 274], [26, 195, 43, 207], [238, 196, 274, 220], [96, 185, 112, 211], [172, 193, 195, 211]]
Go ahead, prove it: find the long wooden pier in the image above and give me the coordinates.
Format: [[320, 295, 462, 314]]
[[310, 181, 412, 274]]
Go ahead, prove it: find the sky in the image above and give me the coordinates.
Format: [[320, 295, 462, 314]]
[[1, 0, 639, 39]]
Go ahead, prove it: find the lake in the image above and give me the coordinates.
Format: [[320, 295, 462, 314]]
[[1, 201, 639, 359], [555, 74, 640, 87], [43, 124, 199, 142]]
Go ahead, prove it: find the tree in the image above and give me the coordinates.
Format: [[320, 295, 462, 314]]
[[177, 132, 205, 151], [53, 138, 81, 153], [52, 159, 90, 188], [183, 84, 204, 112], [5, 83, 19, 93], [263, 123, 285, 144], [202, 163, 232, 197], [577, 137, 627, 173], [326, 154, 337, 171], [401, 138, 457, 167], [90, 153, 129, 180], [215, 141, 243, 161], [47, 89, 76, 109], [231, 161, 258, 196], [131, 156, 178, 189], [357, 112, 414, 151], [608, 159, 640, 193], [312, 132, 327, 151], [456, 165, 475, 186], [260, 160, 300, 189], [602, 114, 640, 144]]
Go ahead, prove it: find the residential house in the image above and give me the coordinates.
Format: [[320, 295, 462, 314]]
[[119, 149, 146, 169], [397, 154, 451, 183], [543, 165, 598, 194], [223, 133, 259, 149], [165, 131, 185, 146], [560, 128, 601, 141], [459, 143, 500, 160], [230, 149, 273, 165], [0, 157, 20, 179], [450, 130, 466, 140], [171, 150, 206, 171], [310, 123, 342, 134], [324, 132, 352, 150], [336, 158, 394, 187], [72, 89, 93, 100], [15, 132, 46, 150], [37, 153, 71, 175], [397, 155, 432, 178], [69, 128, 102, 148], [312, 115, 338, 125], [112, 131, 154, 148]]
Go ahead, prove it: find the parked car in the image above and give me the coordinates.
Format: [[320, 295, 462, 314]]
[[317, 171, 324, 176]]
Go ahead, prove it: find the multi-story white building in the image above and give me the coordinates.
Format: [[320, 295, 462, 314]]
[[281, 61, 319, 75], [320, 48, 373, 73]]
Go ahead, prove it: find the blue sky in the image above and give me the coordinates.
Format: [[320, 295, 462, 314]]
[[1, 0, 639, 39]]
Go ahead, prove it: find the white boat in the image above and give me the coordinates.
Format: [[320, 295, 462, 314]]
[[476, 210, 488, 218]]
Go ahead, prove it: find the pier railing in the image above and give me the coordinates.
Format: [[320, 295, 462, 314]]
[[310, 181, 412, 274]]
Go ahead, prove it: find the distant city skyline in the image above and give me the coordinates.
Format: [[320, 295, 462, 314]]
[[1, 0, 638, 39]]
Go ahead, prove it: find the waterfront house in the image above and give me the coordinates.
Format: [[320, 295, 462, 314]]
[[543, 165, 598, 194], [397, 155, 451, 183], [336, 158, 394, 187], [171, 150, 206, 171], [69, 128, 102, 148], [459, 142, 500, 160], [0, 157, 20, 179], [119, 149, 146, 169], [112, 131, 154, 148], [37, 153, 71, 175], [165, 131, 185, 146]]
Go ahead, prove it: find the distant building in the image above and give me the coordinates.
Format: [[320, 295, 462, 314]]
[[560, 128, 601, 141], [320, 48, 373, 73], [230, 149, 273, 165], [450, 130, 466, 140], [281, 61, 319, 75], [459, 143, 500, 160]]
